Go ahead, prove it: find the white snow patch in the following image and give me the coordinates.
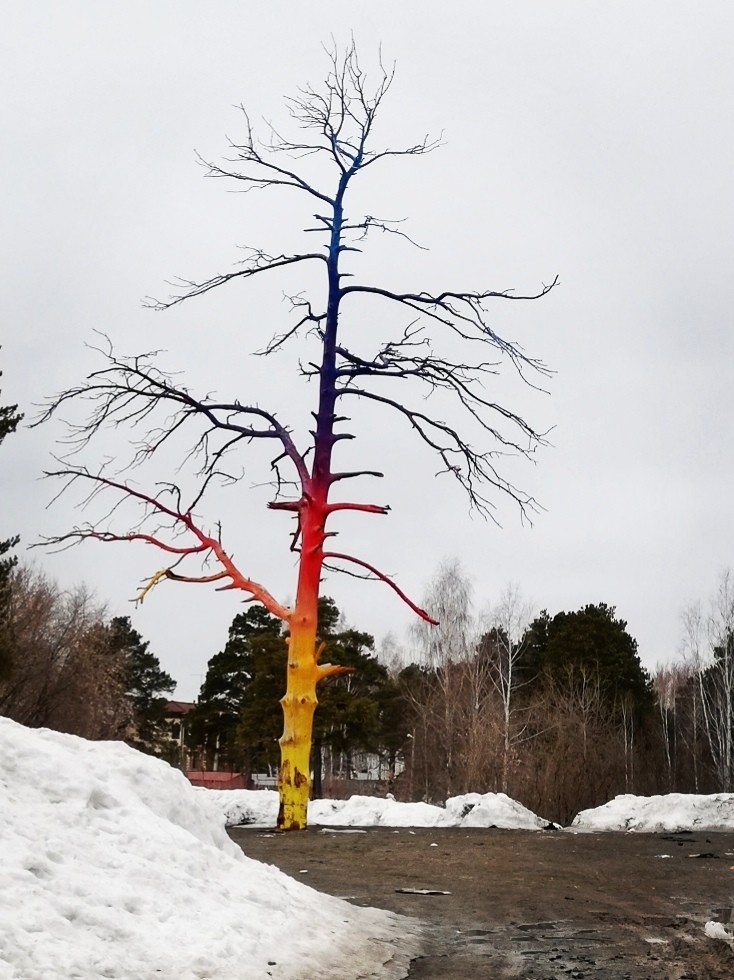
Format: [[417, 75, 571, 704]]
[[705, 920, 734, 945], [0, 718, 420, 979], [572, 793, 734, 833]]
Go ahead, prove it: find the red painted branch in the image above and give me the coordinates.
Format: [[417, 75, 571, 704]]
[[322, 550, 438, 624], [48, 472, 292, 622], [325, 502, 389, 515], [196, 530, 291, 622], [89, 531, 209, 556]]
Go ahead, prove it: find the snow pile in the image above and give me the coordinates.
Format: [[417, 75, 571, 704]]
[[572, 793, 734, 833], [0, 718, 419, 980], [209, 788, 555, 830], [445, 792, 556, 830], [196, 786, 280, 827]]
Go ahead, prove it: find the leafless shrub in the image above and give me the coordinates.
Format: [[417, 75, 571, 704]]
[[0, 565, 131, 739]]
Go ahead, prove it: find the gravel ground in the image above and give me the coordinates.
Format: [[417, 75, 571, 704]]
[[230, 825, 734, 979]]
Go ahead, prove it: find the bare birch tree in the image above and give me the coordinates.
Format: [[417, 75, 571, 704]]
[[695, 570, 734, 791], [411, 559, 476, 797], [653, 661, 694, 791], [480, 583, 534, 792], [680, 601, 706, 791]]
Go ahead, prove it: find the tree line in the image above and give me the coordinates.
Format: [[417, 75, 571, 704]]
[[184, 573, 651, 823], [1, 557, 732, 826]]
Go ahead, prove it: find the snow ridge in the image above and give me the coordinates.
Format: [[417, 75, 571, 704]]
[[203, 788, 556, 830]]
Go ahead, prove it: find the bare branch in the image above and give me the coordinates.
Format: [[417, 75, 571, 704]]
[[37, 468, 291, 621], [34, 341, 310, 492], [334, 340, 546, 452], [335, 386, 543, 521], [255, 293, 326, 357], [328, 469, 384, 484], [144, 250, 326, 311], [342, 214, 429, 250], [323, 550, 438, 624], [340, 279, 557, 369]]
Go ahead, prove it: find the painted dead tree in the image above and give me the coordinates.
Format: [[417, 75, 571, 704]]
[[39, 47, 554, 830]]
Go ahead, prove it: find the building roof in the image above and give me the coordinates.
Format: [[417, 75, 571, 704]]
[[165, 700, 196, 716]]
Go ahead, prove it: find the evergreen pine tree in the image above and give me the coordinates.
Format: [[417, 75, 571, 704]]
[[105, 616, 175, 754], [188, 605, 285, 771], [0, 350, 22, 681], [523, 603, 652, 714]]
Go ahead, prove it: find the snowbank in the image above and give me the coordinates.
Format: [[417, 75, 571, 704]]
[[572, 793, 734, 833], [206, 788, 555, 830], [208, 786, 734, 835], [445, 792, 556, 830], [0, 718, 419, 980]]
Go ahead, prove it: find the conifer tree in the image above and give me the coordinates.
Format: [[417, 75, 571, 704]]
[[190, 597, 401, 789], [524, 603, 652, 714], [0, 350, 22, 681], [105, 616, 176, 754]]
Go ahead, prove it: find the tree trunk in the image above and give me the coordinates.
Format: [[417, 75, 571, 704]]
[[277, 616, 319, 830]]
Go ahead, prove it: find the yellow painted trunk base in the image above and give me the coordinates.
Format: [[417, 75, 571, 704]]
[[277, 623, 318, 831]]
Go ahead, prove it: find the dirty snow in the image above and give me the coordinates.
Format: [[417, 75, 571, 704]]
[[0, 718, 419, 980], [572, 793, 734, 833]]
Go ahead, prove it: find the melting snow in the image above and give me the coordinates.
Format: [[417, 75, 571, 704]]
[[572, 793, 734, 833], [0, 718, 418, 980]]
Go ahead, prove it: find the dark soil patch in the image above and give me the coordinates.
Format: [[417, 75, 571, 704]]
[[230, 825, 734, 979]]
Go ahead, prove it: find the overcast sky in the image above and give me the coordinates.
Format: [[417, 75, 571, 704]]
[[2, 2, 733, 699]]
